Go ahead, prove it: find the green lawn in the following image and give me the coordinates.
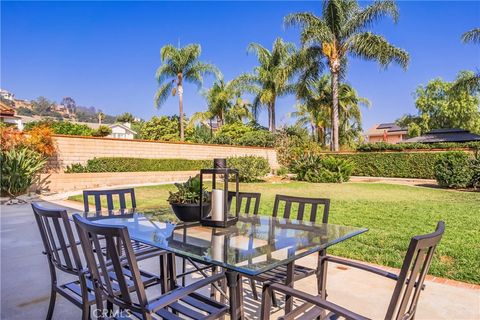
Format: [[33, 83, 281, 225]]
[[69, 182, 480, 284]]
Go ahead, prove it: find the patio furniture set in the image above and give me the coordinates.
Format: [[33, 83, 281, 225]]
[[32, 187, 444, 320]]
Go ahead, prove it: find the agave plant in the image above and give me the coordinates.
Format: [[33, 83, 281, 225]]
[[167, 175, 209, 204], [1, 147, 47, 200]]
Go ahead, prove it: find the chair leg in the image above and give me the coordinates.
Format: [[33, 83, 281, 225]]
[[271, 289, 278, 307], [46, 287, 56, 320], [81, 305, 90, 320], [250, 278, 259, 300]]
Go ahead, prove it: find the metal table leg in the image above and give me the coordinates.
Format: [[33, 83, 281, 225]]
[[225, 270, 244, 320], [285, 261, 294, 314]]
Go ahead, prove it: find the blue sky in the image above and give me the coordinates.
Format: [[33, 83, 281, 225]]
[[2, 1, 479, 131]]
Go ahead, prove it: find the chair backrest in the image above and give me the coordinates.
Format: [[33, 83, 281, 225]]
[[83, 188, 136, 217], [32, 203, 83, 275], [272, 195, 330, 223], [228, 191, 261, 215], [73, 214, 148, 314], [386, 221, 445, 320]]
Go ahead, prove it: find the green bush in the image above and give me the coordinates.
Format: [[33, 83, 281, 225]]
[[330, 152, 446, 179], [211, 122, 275, 147], [1, 148, 47, 198], [227, 156, 271, 182], [92, 125, 112, 137], [24, 120, 94, 136], [236, 130, 275, 147], [357, 141, 480, 152], [470, 152, 480, 188], [434, 151, 473, 188], [291, 154, 354, 183], [65, 157, 211, 173]]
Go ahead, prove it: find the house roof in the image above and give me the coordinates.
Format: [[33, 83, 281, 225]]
[[404, 129, 480, 143], [0, 101, 15, 117], [79, 122, 137, 134], [367, 123, 407, 136]]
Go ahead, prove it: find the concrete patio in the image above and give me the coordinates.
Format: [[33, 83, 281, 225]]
[[1, 201, 479, 319]]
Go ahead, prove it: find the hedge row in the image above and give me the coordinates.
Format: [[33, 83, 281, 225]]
[[65, 156, 272, 182], [331, 152, 462, 179], [65, 158, 211, 173], [356, 141, 480, 152]]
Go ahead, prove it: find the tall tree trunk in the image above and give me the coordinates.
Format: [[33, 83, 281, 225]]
[[267, 104, 272, 132], [270, 100, 276, 133], [331, 71, 340, 151], [178, 83, 184, 141], [177, 73, 184, 141]]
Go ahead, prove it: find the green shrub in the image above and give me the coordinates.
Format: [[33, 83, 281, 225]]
[[276, 167, 289, 177], [291, 154, 354, 183], [65, 157, 211, 173], [236, 130, 275, 147], [211, 122, 275, 147], [434, 151, 473, 188], [92, 125, 112, 137], [357, 141, 480, 152], [24, 120, 94, 136], [331, 152, 446, 179], [1, 148, 47, 198], [227, 156, 271, 182], [470, 152, 480, 188]]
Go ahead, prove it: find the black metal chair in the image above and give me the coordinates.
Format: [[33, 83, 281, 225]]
[[83, 188, 137, 216], [83, 188, 167, 261], [260, 221, 445, 320], [228, 191, 261, 215], [248, 195, 330, 304], [32, 203, 96, 320], [73, 213, 229, 320], [32, 203, 161, 320]]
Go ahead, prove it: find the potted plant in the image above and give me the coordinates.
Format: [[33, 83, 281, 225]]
[[168, 175, 210, 222]]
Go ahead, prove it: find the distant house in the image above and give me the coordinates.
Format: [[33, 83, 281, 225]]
[[108, 123, 137, 139], [366, 123, 408, 144], [0, 101, 23, 130], [81, 121, 137, 139], [403, 129, 480, 143]]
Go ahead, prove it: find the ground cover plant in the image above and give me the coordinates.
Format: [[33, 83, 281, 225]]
[[70, 181, 480, 284]]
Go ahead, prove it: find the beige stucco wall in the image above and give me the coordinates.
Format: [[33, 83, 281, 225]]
[[48, 135, 279, 171]]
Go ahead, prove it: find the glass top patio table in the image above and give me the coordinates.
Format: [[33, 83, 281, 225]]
[[90, 213, 368, 276]]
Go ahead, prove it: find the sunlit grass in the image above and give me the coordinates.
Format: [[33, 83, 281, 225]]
[[69, 182, 480, 284]]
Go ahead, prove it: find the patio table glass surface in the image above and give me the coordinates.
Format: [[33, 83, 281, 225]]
[[89, 212, 368, 276]]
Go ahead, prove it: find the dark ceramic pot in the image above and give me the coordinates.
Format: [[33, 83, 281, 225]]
[[170, 202, 211, 222]]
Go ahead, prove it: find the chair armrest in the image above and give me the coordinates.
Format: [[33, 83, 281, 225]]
[[323, 256, 399, 281], [264, 282, 370, 320], [147, 272, 225, 313]]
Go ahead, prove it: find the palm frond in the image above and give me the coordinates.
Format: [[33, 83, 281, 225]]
[[160, 44, 178, 62], [247, 43, 272, 67], [343, 0, 399, 37], [154, 81, 175, 108], [462, 28, 480, 44], [348, 32, 409, 69]]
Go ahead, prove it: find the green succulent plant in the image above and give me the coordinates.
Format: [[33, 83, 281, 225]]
[[167, 175, 209, 204]]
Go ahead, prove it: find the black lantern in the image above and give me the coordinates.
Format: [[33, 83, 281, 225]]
[[200, 158, 239, 227]]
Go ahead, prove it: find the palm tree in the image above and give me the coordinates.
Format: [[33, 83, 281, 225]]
[[452, 28, 480, 94], [291, 74, 369, 147], [237, 38, 299, 132], [189, 79, 252, 128], [155, 44, 220, 141], [291, 75, 331, 145], [286, 0, 409, 151]]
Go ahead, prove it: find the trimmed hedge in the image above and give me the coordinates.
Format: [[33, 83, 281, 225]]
[[65, 158, 211, 173], [65, 156, 271, 182], [356, 141, 480, 152], [331, 152, 458, 179]]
